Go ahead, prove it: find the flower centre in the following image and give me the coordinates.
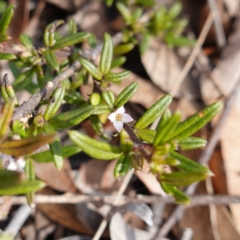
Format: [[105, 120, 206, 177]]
[[115, 114, 122, 121]]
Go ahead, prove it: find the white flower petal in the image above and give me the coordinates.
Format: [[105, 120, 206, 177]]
[[108, 112, 117, 122], [113, 121, 124, 132], [116, 106, 125, 114], [122, 113, 134, 123], [6, 160, 18, 171], [16, 159, 26, 171]]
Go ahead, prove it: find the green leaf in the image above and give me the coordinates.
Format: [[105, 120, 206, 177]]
[[160, 182, 190, 204], [44, 82, 65, 121], [0, 170, 20, 188], [111, 56, 126, 68], [0, 179, 45, 195], [169, 151, 211, 174], [51, 32, 90, 50], [31, 145, 81, 163], [49, 138, 63, 170], [168, 2, 182, 19], [100, 33, 113, 75], [102, 90, 115, 107], [135, 95, 172, 130], [154, 112, 181, 146], [0, 134, 56, 156], [135, 128, 156, 143], [44, 49, 59, 72], [0, 100, 14, 140], [20, 34, 33, 48], [25, 158, 35, 205], [116, 2, 132, 24], [90, 93, 101, 106], [177, 137, 207, 150], [169, 102, 222, 141], [48, 105, 95, 130], [104, 70, 131, 82], [0, 4, 14, 35], [114, 154, 132, 177], [68, 130, 122, 160], [79, 58, 102, 80], [160, 171, 207, 186], [114, 82, 139, 108], [44, 20, 64, 47], [140, 34, 150, 55], [113, 43, 135, 55], [93, 104, 111, 115], [13, 68, 35, 92], [0, 52, 16, 60]]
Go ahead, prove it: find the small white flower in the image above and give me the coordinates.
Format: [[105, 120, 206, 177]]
[[108, 106, 134, 132], [1, 153, 25, 172]]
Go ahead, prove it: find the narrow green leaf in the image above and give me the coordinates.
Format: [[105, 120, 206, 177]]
[[160, 182, 190, 204], [116, 2, 132, 24], [135, 95, 172, 130], [0, 100, 15, 140], [154, 112, 181, 146], [44, 20, 64, 47], [160, 171, 207, 186], [0, 52, 16, 60], [114, 82, 139, 108], [44, 49, 59, 72], [0, 170, 20, 188], [93, 104, 111, 115], [177, 137, 207, 150], [51, 32, 90, 50], [68, 130, 122, 160], [49, 138, 63, 170], [100, 33, 113, 75], [0, 4, 14, 35], [0, 179, 45, 195], [104, 70, 131, 82], [48, 105, 95, 130], [102, 91, 115, 107], [170, 151, 211, 174], [20, 34, 33, 48], [44, 83, 65, 121], [140, 34, 150, 55], [0, 134, 56, 156], [111, 56, 126, 68], [169, 102, 222, 141], [13, 68, 35, 92], [79, 58, 102, 80], [31, 145, 81, 163], [113, 43, 135, 55], [25, 158, 35, 205], [114, 154, 132, 177], [135, 128, 156, 143], [168, 2, 182, 19]]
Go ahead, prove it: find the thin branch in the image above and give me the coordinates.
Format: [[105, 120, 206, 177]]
[[12, 33, 123, 122], [207, 0, 226, 47], [1, 194, 240, 206], [170, 13, 213, 96], [92, 169, 134, 240]]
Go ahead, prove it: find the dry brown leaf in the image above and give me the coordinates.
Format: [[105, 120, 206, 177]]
[[216, 206, 240, 240], [176, 182, 214, 240], [135, 161, 166, 196], [8, 0, 30, 43], [201, 14, 240, 104], [37, 188, 91, 235], [110, 212, 152, 240], [209, 143, 228, 194], [220, 94, 240, 234], [140, 38, 199, 98], [34, 159, 77, 193]]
